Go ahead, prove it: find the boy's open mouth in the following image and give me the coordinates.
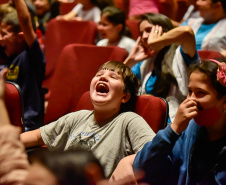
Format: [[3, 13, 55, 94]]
[[96, 83, 109, 94]]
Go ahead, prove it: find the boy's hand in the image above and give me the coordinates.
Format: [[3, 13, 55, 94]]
[[0, 68, 8, 99], [171, 98, 198, 134]]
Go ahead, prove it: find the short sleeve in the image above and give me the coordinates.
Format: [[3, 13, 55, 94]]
[[40, 112, 79, 151], [126, 113, 155, 153]]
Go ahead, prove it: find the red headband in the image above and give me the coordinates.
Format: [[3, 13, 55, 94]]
[[208, 59, 226, 87]]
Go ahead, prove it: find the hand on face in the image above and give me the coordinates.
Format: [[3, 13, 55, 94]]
[[128, 36, 150, 62], [171, 98, 198, 134], [147, 25, 165, 51]]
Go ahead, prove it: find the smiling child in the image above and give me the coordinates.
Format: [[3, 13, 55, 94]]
[[20, 61, 155, 178]]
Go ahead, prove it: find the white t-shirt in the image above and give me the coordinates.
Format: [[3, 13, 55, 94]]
[[72, 3, 101, 23], [97, 36, 136, 54]]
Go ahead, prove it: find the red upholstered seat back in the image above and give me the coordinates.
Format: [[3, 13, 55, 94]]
[[5, 81, 25, 132], [44, 44, 128, 124], [76, 91, 168, 133], [126, 19, 140, 40], [198, 50, 225, 61], [60, 2, 77, 15], [43, 19, 98, 89]]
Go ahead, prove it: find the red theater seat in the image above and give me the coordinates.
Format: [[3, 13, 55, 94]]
[[5, 81, 25, 132], [43, 19, 98, 89]]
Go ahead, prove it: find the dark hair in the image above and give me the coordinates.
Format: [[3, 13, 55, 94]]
[[212, 0, 226, 14], [138, 13, 177, 98], [31, 148, 104, 185], [94, 0, 114, 10], [1, 11, 21, 33], [139, 13, 174, 33], [189, 60, 226, 99], [101, 6, 126, 35], [98, 61, 140, 112]]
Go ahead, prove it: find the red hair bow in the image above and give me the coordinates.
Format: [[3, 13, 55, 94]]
[[209, 59, 226, 87]]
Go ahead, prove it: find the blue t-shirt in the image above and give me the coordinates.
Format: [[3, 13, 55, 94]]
[[181, 20, 216, 50], [0, 39, 46, 131]]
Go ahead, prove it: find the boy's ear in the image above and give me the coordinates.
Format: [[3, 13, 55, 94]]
[[121, 93, 131, 103], [17, 32, 25, 42]]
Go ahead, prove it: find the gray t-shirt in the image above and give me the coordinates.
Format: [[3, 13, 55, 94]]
[[40, 110, 155, 177]]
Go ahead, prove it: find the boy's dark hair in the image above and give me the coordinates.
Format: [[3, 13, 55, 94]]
[[189, 60, 226, 99], [212, 0, 226, 14], [1, 11, 21, 33], [94, 0, 114, 10], [31, 148, 104, 185], [98, 61, 140, 112], [101, 6, 126, 35]]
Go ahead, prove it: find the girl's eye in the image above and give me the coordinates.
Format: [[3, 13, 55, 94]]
[[145, 27, 152, 33], [198, 91, 206, 95]]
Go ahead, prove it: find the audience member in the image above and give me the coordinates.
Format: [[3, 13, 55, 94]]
[[20, 61, 156, 178], [0, 0, 46, 131], [171, 0, 200, 27], [136, 60, 226, 184], [32, 0, 60, 34], [181, 0, 226, 54], [124, 13, 199, 122], [110, 59, 226, 185], [56, 0, 101, 23], [97, 6, 135, 54], [26, 148, 106, 185]]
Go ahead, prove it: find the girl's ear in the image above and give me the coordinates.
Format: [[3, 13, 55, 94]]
[[121, 93, 131, 103]]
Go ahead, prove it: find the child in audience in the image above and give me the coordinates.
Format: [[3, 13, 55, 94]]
[[181, 0, 226, 54], [56, 0, 101, 23], [32, 0, 60, 34], [110, 59, 226, 185], [97, 6, 135, 54], [124, 13, 199, 122], [171, 0, 199, 27], [20, 61, 156, 178], [0, 0, 46, 131]]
